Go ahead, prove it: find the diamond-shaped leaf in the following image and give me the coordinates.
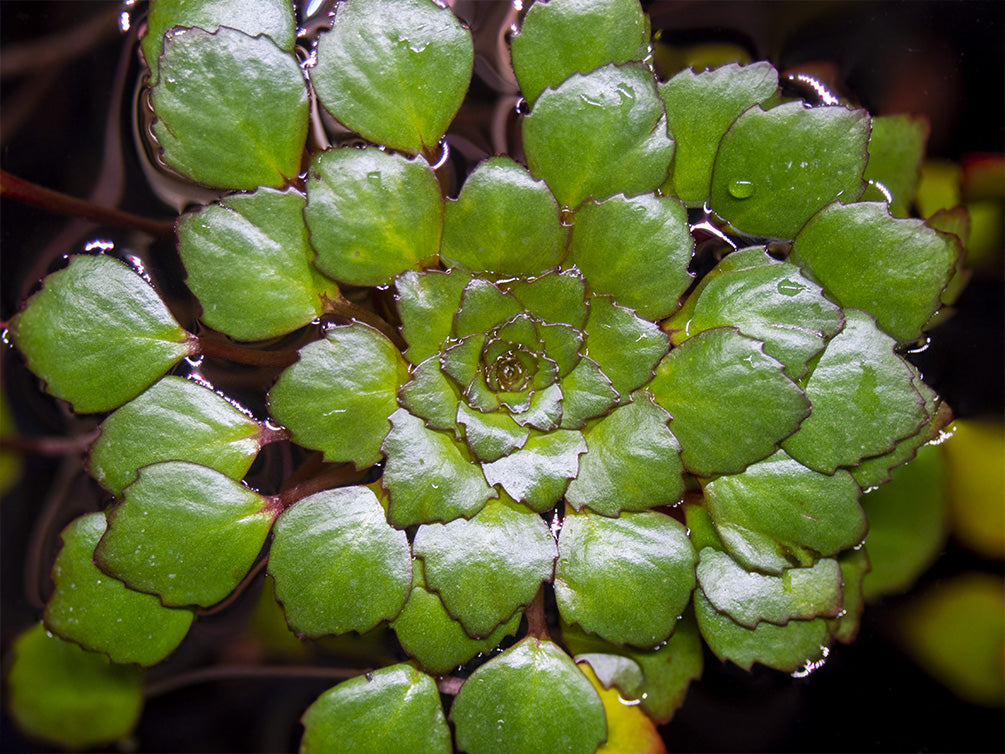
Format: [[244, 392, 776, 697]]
[[568, 193, 693, 319], [152, 27, 308, 189], [703, 450, 866, 575], [481, 429, 587, 512], [565, 393, 684, 515], [301, 664, 452, 754], [781, 309, 927, 473], [664, 246, 844, 381], [7, 624, 144, 750], [659, 62, 779, 204], [269, 486, 412, 638], [88, 376, 262, 497], [558, 357, 620, 429], [44, 514, 193, 666], [442, 157, 566, 276], [792, 201, 958, 342], [583, 296, 668, 397], [508, 268, 589, 329], [392, 560, 521, 674], [451, 638, 607, 754], [312, 0, 473, 154], [305, 148, 442, 286], [649, 327, 809, 476], [96, 462, 274, 608], [269, 323, 409, 468], [511, 0, 650, 106], [709, 102, 870, 238], [382, 408, 497, 527], [523, 63, 674, 208], [413, 494, 557, 636], [398, 357, 461, 433], [396, 268, 470, 365], [9, 255, 191, 413], [555, 508, 696, 646], [178, 187, 339, 340]]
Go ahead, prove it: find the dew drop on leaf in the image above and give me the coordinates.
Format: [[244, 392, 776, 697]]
[[728, 179, 755, 199]]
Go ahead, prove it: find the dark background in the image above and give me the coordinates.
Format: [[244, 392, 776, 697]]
[[2, 1, 1002, 752]]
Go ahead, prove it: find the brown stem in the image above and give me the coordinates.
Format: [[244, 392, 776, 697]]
[[0, 169, 175, 239], [144, 664, 372, 700], [323, 297, 407, 351], [526, 585, 550, 640], [195, 558, 269, 617], [0, 429, 99, 456], [267, 464, 375, 514], [190, 334, 299, 368]]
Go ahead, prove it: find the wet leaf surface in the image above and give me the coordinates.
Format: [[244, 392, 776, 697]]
[[555, 508, 696, 646], [523, 63, 674, 209], [862, 114, 928, 216], [413, 494, 556, 636], [583, 296, 668, 397], [269, 486, 412, 638], [451, 638, 607, 754], [9, 255, 191, 413], [649, 327, 809, 476], [578, 663, 667, 754], [481, 429, 587, 511], [301, 664, 452, 754], [178, 187, 339, 340], [511, 0, 650, 106], [569, 193, 693, 320], [152, 27, 308, 188], [312, 0, 473, 153], [396, 268, 471, 365], [97, 461, 274, 607], [269, 323, 409, 468], [710, 102, 870, 238], [305, 148, 442, 286]]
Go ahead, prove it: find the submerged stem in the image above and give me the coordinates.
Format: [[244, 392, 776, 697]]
[[322, 296, 407, 351], [189, 334, 299, 368]]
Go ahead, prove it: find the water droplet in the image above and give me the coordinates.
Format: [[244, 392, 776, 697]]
[[728, 180, 755, 199], [515, 97, 529, 116], [776, 279, 805, 297], [366, 171, 382, 188], [616, 83, 636, 107], [365, 672, 375, 681], [578, 92, 604, 108], [118, 10, 132, 33]]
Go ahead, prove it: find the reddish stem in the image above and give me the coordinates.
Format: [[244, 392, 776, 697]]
[[526, 586, 550, 640], [265, 464, 375, 514], [323, 297, 407, 351], [0, 429, 99, 456], [0, 169, 174, 239], [189, 334, 299, 368]]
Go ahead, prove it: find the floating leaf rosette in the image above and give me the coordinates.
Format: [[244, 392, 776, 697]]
[[3, 0, 971, 750]]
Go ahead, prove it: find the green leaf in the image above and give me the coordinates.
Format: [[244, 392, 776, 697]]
[[703, 450, 865, 575], [697, 548, 843, 629], [152, 27, 308, 189], [398, 357, 461, 433], [709, 102, 870, 238], [268, 323, 408, 468], [305, 148, 442, 286], [141, 0, 297, 83], [96, 461, 274, 607], [511, 0, 650, 106], [861, 442, 948, 600], [664, 246, 844, 381], [523, 63, 674, 208], [555, 508, 696, 647], [413, 494, 557, 636], [792, 201, 958, 342], [649, 327, 809, 476], [565, 393, 685, 515], [9, 255, 191, 413], [392, 560, 521, 674], [694, 588, 830, 673], [563, 609, 704, 724], [442, 157, 566, 276], [312, 0, 473, 154], [508, 268, 589, 329], [781, 309, 926, 473], [396, 268, 471, 364], [558, 357, 620, 429], [828, 546, 870, 644], [451, 638, 607, 754], [44, 514, 193, 666], [269, 487, 412, 638], [583, 296, 668, 397], [382, 408, 497, 527], [481, 429, 587, 512], [568, 193, 693, 319], [6, 624, 144, 750], [897, 573, 1005, 707], [178, 187, 337, 340], [457, 402, 530, 463], [454, 279, 523, 338], [659, 62, 779, 204], [301, 664, 452, 754], [88, 376, 262, 497], [862, 115, 928, 217]]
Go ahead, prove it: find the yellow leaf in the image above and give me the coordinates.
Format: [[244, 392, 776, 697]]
[[578, 663, 666, 754]]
